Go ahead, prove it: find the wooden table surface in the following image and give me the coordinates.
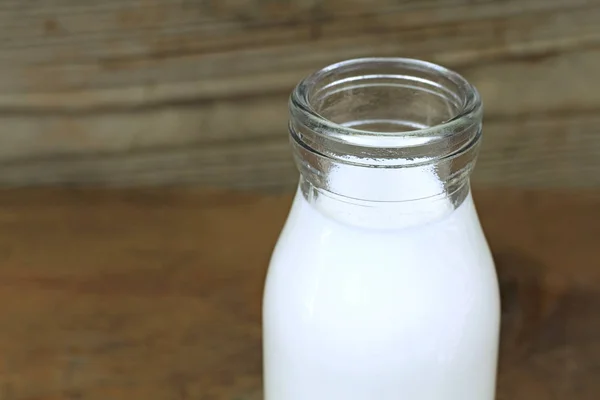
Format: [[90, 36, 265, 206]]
[[0, 188, 597, 400]]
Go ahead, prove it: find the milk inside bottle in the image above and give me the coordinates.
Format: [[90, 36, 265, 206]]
[[263, 58, 500, 400]]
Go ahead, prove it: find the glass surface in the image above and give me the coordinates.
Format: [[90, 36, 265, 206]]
[[289, 57, 483, 207]]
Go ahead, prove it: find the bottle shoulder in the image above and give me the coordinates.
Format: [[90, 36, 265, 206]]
[[274, 192, 489, 250], [268, 192, 496, 303], [265, 191, 500, 342]]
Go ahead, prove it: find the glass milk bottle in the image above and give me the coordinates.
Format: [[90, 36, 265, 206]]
[[263, 58, 500, 400]]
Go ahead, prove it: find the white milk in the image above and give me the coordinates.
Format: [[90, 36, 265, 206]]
[[263, 182, 500, 399]]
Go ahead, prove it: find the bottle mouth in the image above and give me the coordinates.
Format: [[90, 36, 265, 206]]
[[289, 58, 482, 166]]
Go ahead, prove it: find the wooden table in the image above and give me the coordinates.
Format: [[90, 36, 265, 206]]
[[0, 188, 597, 399]]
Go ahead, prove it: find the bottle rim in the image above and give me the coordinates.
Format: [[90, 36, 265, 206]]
[[289, 57, 482, 154]]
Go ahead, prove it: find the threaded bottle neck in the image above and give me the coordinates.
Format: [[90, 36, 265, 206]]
[[289, 58, 482, 204]]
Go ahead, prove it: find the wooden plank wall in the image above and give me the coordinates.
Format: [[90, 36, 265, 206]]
[[0, 0, 598, 189]]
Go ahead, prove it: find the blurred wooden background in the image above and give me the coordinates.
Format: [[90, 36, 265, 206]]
[[0, 0, 598, 189]]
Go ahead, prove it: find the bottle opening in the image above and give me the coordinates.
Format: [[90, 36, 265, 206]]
[[306, 59, 469, 131], [290, 58, 482, 163]]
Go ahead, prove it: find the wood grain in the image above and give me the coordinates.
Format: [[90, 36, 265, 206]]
[[0, 0, 598, 187], [0, 188, 597, 399]]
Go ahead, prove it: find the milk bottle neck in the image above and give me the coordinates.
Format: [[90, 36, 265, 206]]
[[288, 58, 482, 229]]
